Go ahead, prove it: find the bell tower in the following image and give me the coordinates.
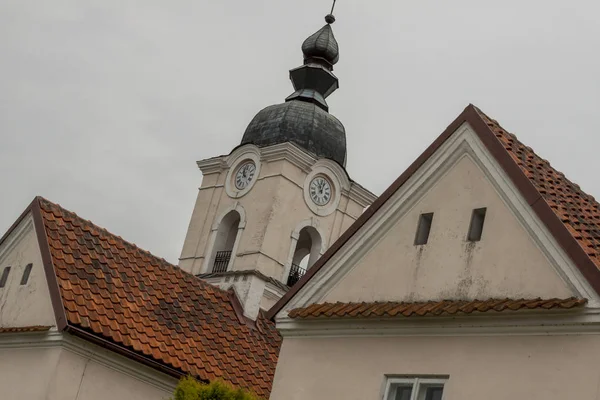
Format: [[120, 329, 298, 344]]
[[178, 13, 376, 319]]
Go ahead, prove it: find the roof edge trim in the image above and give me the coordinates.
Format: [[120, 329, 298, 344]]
[[31, 197, 69, 331], [65, 324, 189, 380]]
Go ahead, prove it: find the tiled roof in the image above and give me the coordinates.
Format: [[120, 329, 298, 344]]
[[477, 108, 600, 269], [37, 198, 281, 398], [0, 326, 51, 333], [288, 298, 587, 319]]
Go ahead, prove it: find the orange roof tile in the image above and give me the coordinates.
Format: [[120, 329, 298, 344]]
[[477, 108, 600, 270], [0, 326, 51, 333], [288, 298, 587, 319], [33, 197, 280, 398]]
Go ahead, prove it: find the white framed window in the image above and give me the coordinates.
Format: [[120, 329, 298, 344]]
[[383, 377, 446, 400]]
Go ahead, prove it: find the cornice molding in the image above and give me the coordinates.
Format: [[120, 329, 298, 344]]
[[197, 157, 227, 175], [260, 142, 316, 173], [196, 143, 376, 209], [277, 308, 600, 338], [348, 182, 377, 208]]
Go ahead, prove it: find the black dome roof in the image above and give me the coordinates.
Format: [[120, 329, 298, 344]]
[[241, 100, 347, 166], [302, 24, 339, 67]]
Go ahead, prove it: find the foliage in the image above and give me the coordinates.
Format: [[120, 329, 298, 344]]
[[171, 376, 262, 400]]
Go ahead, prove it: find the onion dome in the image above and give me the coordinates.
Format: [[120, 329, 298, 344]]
[[241, 14, 347, 167], [242, 101, 346, 166], [302, 19, 339, 68]]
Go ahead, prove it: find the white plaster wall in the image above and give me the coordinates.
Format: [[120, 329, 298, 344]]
[[0, 342, 175, 400], [0, 346, 62, 399], [0, 214, 56, 328], [270, 334, 600, 400], [58, 350, 174, 400], [180, 147, 367, 280], [324, 155, 573, 303]]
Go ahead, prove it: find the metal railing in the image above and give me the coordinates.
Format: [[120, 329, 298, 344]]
[[286, 263, 307, 287], [212, 250, 232, 273]]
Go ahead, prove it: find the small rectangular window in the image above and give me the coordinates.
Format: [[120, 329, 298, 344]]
[[0, 267, 11, 288], [467, 207, 487, 242], [384, 377, 446, 400], [414, 213, 434, 245], [20, 263, 33, 285]]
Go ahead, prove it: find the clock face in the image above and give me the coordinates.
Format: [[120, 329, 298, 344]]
[[235, 162, 256, 190], [309, 176, 332, 206]]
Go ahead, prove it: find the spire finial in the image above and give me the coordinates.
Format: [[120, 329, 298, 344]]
[[325, 0, 336, 24]]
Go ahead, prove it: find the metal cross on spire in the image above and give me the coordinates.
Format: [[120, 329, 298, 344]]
[[325, 0, 337, 24]]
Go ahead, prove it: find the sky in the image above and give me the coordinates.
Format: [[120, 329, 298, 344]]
[[1, 0, 599, 264]]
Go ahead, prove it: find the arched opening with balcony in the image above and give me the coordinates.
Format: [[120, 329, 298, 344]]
[[287, 226, 322, 287], [209, 210, 241, 273]]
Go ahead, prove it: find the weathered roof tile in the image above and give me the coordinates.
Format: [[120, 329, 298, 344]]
[[37, 198, 281, 398], [288, 298, 587, 319]]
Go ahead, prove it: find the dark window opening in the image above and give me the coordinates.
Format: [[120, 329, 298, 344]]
[[210, 210, 241, 273], [20, 263, 33, 285], [468, 207, 487, 242], [0, 266, 11, 288], [414, 213, 434, 245], [213, 251, 232, 273], [287, 263, 307, 287]]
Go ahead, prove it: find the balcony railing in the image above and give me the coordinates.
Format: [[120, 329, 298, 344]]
[[286, 263, 307, 287], [212, 250, 232, 273]]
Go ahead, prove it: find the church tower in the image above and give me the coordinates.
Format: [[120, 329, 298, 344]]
[[178, 13, 376, 319]]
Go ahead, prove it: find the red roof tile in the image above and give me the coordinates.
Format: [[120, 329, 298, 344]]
[[288, 298, 587, 319], [0, 326, 51, 333], [35, 198, 280, 398], [476, 108, 600, 270]]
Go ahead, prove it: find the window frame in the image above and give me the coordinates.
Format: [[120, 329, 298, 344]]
[[383, 376, 447, 400]]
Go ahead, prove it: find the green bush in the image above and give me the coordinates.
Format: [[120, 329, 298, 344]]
[[171, 376, 262, 400]]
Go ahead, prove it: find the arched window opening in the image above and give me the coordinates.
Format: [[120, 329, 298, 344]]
[[210, 211, 241, 273], [287, 227, 322, 286]]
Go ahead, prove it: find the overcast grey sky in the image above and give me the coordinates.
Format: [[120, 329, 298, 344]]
[[2, 1, 599, 263]]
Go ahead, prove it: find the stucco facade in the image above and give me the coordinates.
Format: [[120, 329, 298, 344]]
[[323, 154, 573, 303], [179, 143, 375, 318], [0, 213, 56, 328], [270, 118, 600, 400], [0, 335, 175, 400], [179, 143, 372, 277], [270, 334, 600, 400]]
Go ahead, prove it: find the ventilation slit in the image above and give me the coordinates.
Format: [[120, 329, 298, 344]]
[[0, 267, 11, 288], [20, 264, 33, 285], [468, 208, 487, 242], [414, 213, 434, 245]]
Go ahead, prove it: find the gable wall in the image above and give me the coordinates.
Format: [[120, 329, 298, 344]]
[[322, 142, 573, 303], [0, 213, 56, 328]]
